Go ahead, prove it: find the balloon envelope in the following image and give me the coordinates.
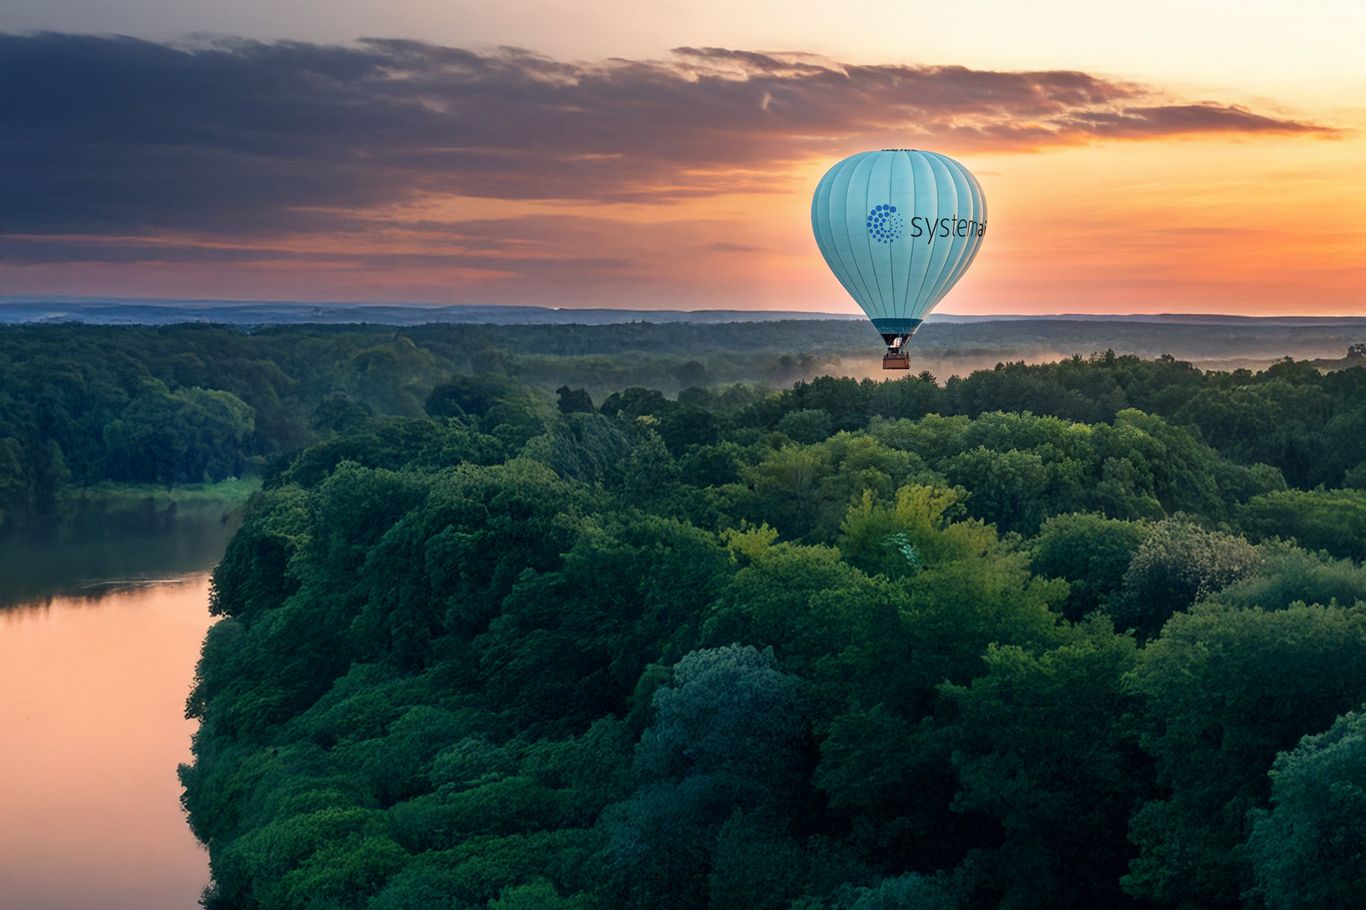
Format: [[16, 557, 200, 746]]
[[811, 149, 986, 340]]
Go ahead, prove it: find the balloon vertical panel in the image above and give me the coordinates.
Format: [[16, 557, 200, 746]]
[[843, 153, 883, 322], [865, 152, 896, 323], [811, 158, 860, 309], [933, 155, 988, 313], [921, 153, 982, 317], [887, 151, 916, 322]]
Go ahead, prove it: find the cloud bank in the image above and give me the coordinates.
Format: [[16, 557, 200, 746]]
[[1, 33, 1334, 239]]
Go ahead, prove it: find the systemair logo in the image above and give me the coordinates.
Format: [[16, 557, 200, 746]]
[[909, 215, 987, 245], [868, 208, 988, 245], [867, 205, 904, 243]]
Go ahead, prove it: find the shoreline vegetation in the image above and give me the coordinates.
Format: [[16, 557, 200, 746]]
[[0, 479, 258, 608], [58, 477, 261, 509]]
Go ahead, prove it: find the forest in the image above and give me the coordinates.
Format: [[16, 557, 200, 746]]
[[3, 319, 1363, 525], [0, 320, 837, 524], [4, 322, 1366, 908]]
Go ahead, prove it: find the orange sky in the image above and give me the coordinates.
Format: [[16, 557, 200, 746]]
[[1, 3, 1362, 314]]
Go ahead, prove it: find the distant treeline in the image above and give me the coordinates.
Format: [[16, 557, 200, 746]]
[[182, 348, 1366, 909], [0, 321, 849, 522], [1, 321, 1363, 527]]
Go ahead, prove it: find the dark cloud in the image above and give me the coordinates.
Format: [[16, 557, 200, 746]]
[[0, 33, 1334, 238], [1060, 103, 1332, 137], [0, 234, 631, 273]]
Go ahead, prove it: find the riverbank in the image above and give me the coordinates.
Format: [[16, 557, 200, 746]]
[[59, 477, 260, 510]]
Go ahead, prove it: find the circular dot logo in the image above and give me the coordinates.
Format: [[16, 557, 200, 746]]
[[867, 204, 904, 243]]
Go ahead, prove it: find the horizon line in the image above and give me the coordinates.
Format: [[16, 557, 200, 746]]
[[2, 297, 1364, 322]]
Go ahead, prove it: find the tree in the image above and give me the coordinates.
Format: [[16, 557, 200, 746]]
[[488, 879, 592, 910], [705, 533, 884, 676], [1107, 519, 1261, 638], [785, 376, 870, 432], [619, 426, 681, 505], [867, 372, 942, 420], [604, 646, 807, 910], [656, 404, 719, 455], [426, 374, 546, 445], [600, 387, 667, 419], [556, 386, 595, 414], [1210, 542, 1366, 612], [1125, 602, 1366, 907], [943, 446, 1055, 534], [1239, 488, 1366, 561], [837, 485, 995, 578], [777, 408, 835, 444], [0, 435, 34, 522], [1173, 381, 1329, 488], [940, 620, 1143, 910], [102, 381, 256, 483], [312, 394, 373, 434], [633, 642, 803, 781], [1111, 410, 1226, 517], [1245, 708, 1366, 910], [1031, 513, 1146, 619], [427, 375, 525, 421], [522, 412, 631, 484], [707, 811, 808, 910], [834, 872, 962, 910]]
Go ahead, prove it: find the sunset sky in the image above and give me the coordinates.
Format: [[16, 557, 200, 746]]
[[2, 1, 1363, 315]]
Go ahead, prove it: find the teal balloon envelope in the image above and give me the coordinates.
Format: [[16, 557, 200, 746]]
[[812, 149, 987, 347]]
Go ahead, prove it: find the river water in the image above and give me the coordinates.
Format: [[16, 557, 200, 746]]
[[0, 501, 241, 910]]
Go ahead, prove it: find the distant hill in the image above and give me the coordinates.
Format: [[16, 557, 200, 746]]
[[2, 297, 1363, 330], [0, 299, 862, 327], [3, 299, 1363, 377]]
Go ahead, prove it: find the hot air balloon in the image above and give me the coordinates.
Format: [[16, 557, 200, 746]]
[[812, 149, 987, 369]]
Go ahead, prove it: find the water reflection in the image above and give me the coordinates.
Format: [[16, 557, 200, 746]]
[[0, 501, 240, 910], [0, 499, 241, 609]]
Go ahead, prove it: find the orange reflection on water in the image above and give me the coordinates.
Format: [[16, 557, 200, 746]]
[[0, 577, 214, 910]]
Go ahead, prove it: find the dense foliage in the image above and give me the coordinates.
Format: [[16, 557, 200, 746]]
[[4, 322, 1364, 528], [177, 348, 1366, 909]]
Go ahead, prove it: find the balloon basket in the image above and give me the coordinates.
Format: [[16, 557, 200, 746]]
[[882, 351, 911, 370]]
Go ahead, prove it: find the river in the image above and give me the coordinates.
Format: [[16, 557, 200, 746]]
[[0, 499, 242, 910]]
